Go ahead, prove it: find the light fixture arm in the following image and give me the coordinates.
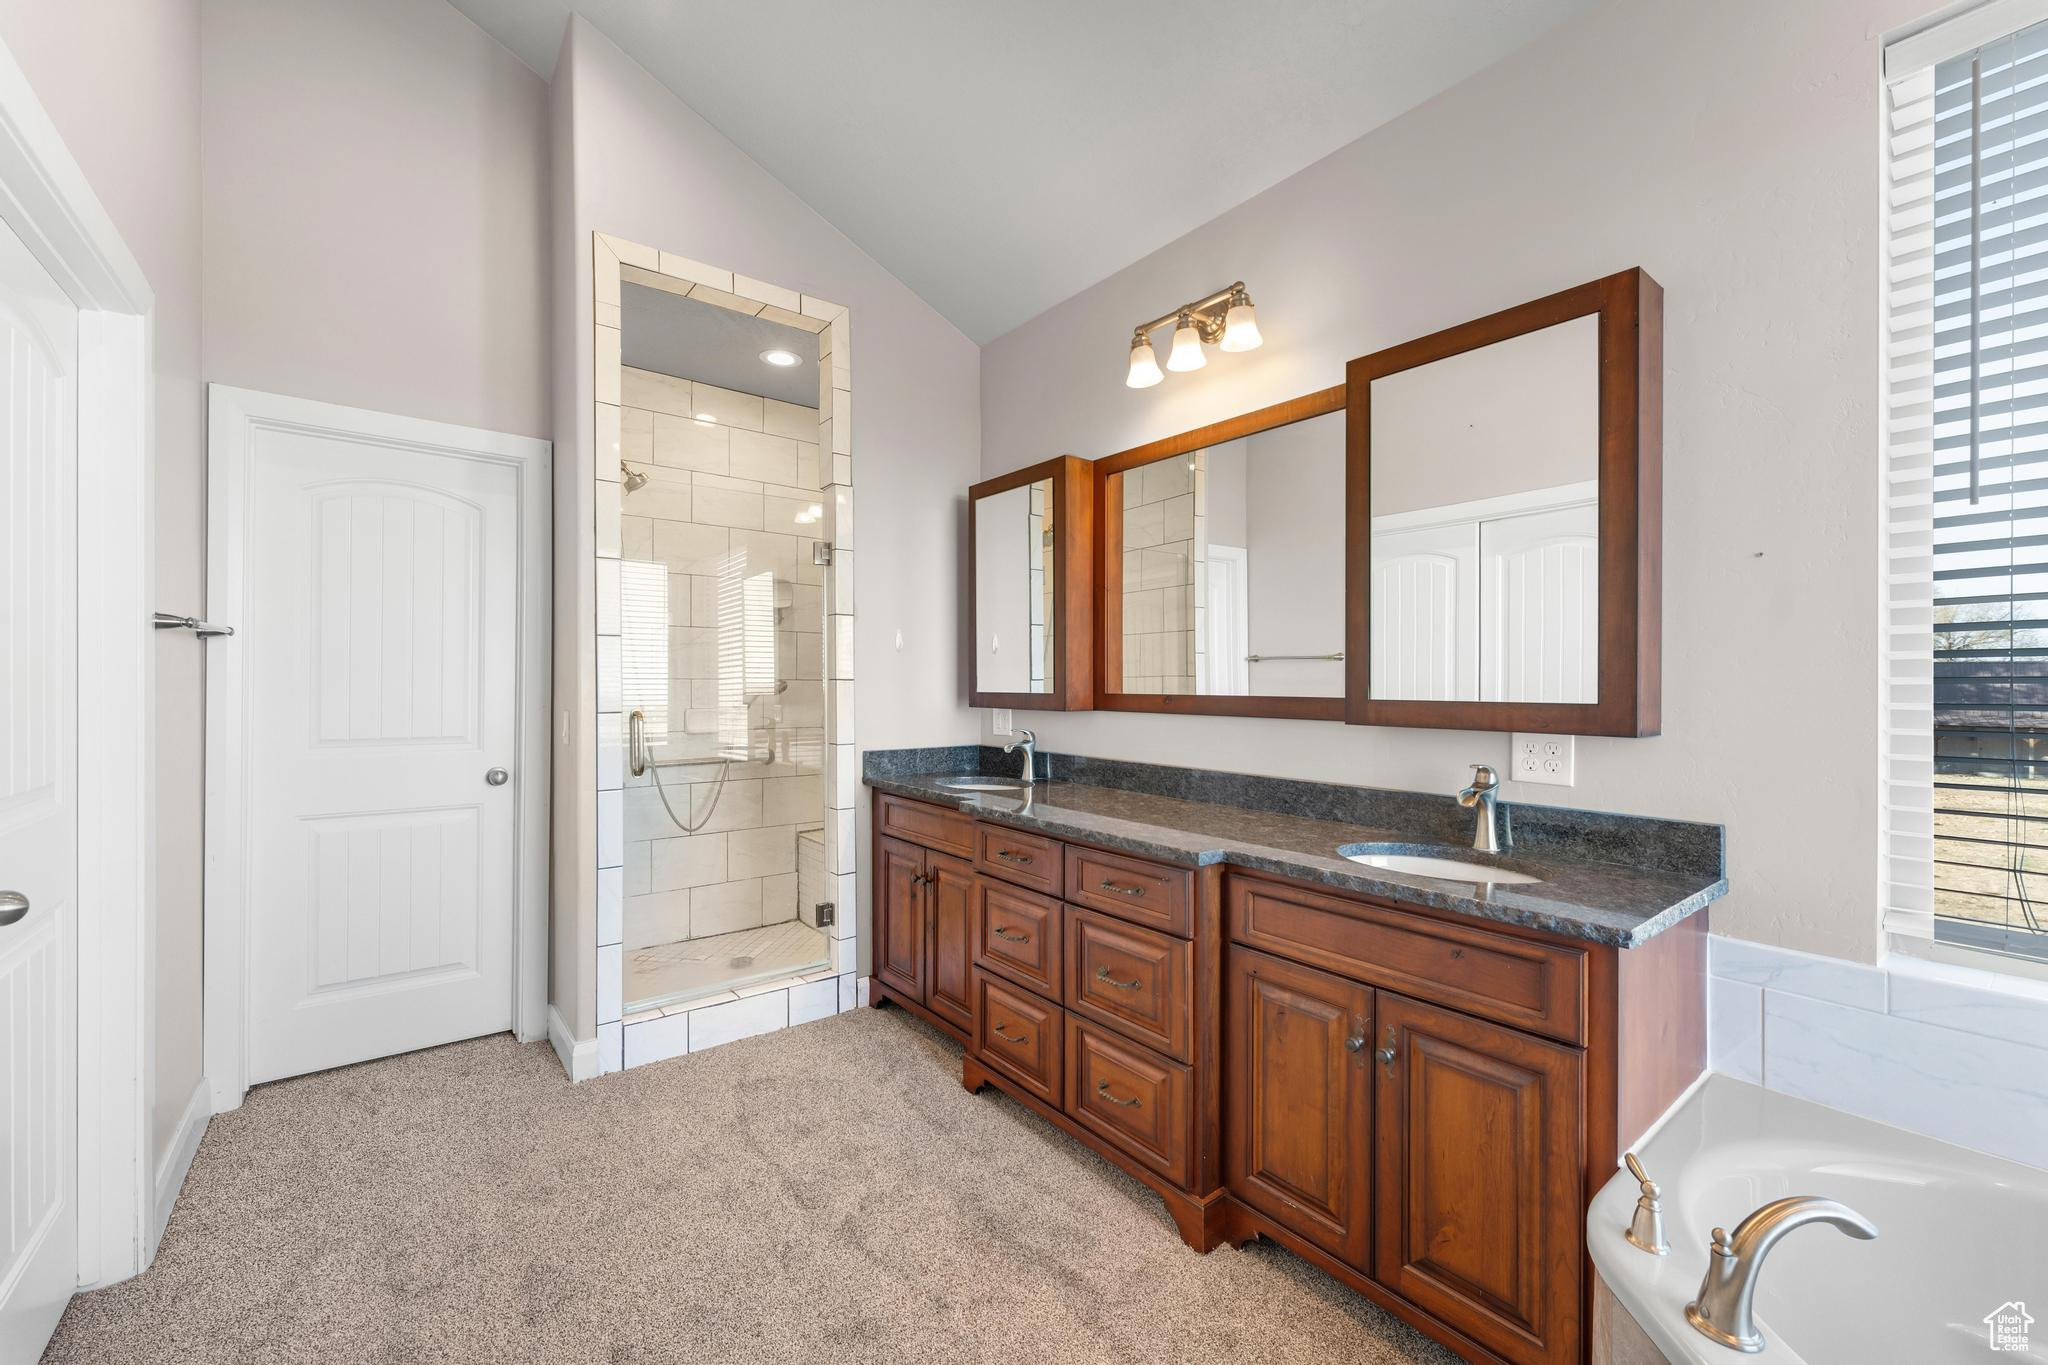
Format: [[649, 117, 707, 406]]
[[1132, 281, 1246, 346]]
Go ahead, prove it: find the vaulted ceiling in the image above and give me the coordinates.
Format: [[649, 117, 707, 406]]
[[448, 0, 1594, 343]]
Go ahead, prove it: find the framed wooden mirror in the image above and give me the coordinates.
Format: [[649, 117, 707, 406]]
[[968, 454, 1095, 710], [1095, 389, 1349, 719], [1346, 267, 1662, 736]]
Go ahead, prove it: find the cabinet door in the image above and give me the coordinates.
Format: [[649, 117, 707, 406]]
[[924, 854, 976, 1032], [1374, 992, 1582, 1365], [875, 836, 928, 1002], [1224, 947, 1374, 1267]]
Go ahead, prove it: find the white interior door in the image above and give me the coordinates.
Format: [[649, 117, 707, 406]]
[[1370, 522, 1479, 700], [242, 427, 520, 1085], [1480, 501, 1599, 703], [0, 215, 79, 1364]]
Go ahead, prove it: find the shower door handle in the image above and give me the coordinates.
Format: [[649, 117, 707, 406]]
[[485, 768, 510, 787]]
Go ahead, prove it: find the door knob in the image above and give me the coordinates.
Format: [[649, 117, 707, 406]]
[[485, 767, 510, 786], [0, 891, 27, 926]]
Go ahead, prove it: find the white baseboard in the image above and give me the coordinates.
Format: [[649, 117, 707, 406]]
[[150, 1078, 212, 1258], [549, 1004, 597, 1083]]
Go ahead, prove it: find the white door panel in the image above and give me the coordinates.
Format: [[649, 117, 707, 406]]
[[1370, 522, 1478, 701], [1481, 502, 1599, 704], [245, 438, 518, 1084], [0, 214, 78, 1365]]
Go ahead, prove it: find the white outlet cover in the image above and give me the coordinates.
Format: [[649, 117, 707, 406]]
[[1511, 732, 1575, 786], [991, 708, 1013, 737]]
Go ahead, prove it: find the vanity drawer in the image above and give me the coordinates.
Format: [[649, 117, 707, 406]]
[[1065, 1017, 1193, 1189], [974, 822, 1063, 896], [974, 879, 1063, 1000], [1064, 906, 1192, 1062], [1064, 845, 1193, 937], [1227, 873, 1586, 1045], [876, 793, 976, 859], [973, 969, 1064, 1106]]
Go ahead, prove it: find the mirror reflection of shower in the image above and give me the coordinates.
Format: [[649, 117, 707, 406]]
[[613, 282, 830, 1014]]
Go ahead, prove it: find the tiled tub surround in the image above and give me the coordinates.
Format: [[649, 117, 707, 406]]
[[1707, 934, 2048, 1169], [593, 233, 857, 1076], [862, 748, 1725, 945]]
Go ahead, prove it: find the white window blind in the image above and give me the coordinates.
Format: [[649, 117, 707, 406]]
[[1885, 5, 2048, 962]]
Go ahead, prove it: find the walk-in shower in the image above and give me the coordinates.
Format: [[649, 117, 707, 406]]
[[614, 284, 830, 1014]]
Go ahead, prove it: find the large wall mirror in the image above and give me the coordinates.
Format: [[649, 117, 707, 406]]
[[1097, 390, 1348, 719], [968, 454, 1094, 709], [1347, 268, 1662, 735]]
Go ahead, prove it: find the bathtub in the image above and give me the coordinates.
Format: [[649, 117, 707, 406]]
[[1588, 1075, 2048, 1364]]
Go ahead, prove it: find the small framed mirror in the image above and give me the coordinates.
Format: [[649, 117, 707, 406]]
[[1097, 389, 1348, 719], [1347, 268, 1661, 735], [968, 454, 1094, 710]]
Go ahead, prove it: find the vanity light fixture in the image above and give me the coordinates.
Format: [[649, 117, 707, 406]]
[[760, 348, 800, 367], [1124, 281, 1261, 387]]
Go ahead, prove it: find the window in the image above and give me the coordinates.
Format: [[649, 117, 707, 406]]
[[1886, 3, 2048, 964]]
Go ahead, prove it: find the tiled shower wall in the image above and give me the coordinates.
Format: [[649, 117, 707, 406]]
[[592, 232, 857, 1075], [1120, 452, 1201, 692], [614, 364, 824, 952]]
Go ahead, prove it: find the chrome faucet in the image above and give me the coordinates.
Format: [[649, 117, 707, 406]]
[[1003, 727, 1038, 784], [1685, 1196, 1878, 1352], [1456, 764, 1501, 853], [1622, 1153, 1667, 1255]]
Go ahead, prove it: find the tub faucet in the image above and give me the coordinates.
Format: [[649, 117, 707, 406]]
[[1622, 1153, 1667, 1255], [1003, 728, 1038, 784], [1685, 1196, 1878, 1353], [1457, 764, 1501, 853]]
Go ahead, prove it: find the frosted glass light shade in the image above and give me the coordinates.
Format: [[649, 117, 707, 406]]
[[1220, 301, 1262, 352], [1166, 319, 1207, 371], [1126, 337, 1164, 388]]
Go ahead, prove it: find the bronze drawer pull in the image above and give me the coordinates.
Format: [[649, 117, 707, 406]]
[[994, 850, 1034, 865], [993, 926, 1031, 943], [1094, 1081, 1141, 1109], [1097, 879, 1146, 897], [1094, 965, 1141, 991], [992, 1023, 1028, 1046]]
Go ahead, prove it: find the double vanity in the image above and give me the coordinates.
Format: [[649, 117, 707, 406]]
[[884, 267, 1716, 1365], [864, 750, 1723, 1365]]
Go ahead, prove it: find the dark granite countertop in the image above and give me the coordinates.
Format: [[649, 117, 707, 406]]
[[864, 758, 1726, 948]]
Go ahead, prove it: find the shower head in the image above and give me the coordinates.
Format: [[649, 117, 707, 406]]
[[620, 463, 649, 493]]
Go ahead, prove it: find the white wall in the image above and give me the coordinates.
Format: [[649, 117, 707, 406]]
[[200, 0, 550, 438], [552, 17, 982, 1036], [980, 0, 1924, 965], [0, 0, 205, 1164]]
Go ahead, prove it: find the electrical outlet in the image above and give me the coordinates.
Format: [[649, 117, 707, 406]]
[[991, 708, 1013, 737], [1511, 733, 1575, 786]]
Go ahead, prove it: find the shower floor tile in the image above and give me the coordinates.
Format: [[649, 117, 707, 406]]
[[625, 919, 829, 1014]]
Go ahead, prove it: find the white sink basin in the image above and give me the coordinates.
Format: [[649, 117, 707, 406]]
[[1340, 847, 1543, 886], [937, 777, 1033, 793]]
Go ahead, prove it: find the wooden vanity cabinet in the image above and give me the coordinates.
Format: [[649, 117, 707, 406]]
[[1375, 992, 1583, 1365], [1224, 947, 1374, 1267], [873, 829, 977, 1040], [868, 791, 1705, 1365]]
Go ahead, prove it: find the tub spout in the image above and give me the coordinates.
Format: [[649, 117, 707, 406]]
[[1685, 1196, 1878, 1352]]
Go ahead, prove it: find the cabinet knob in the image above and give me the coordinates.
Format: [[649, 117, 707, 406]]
[[1377, 1027, 1399, 1075], [1344, 1032, 1366, 1054]]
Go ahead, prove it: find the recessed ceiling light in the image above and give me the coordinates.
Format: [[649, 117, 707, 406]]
[[760, 349, 800, 367]]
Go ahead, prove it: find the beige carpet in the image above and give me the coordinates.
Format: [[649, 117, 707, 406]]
[[46, 1007, 1459, 1365]]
